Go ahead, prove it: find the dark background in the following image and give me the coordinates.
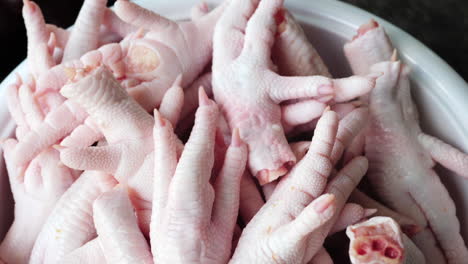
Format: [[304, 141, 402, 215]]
[[1, 0, 467, 82]]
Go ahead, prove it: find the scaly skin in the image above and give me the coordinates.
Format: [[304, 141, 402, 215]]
[[365, 60, 468, 264], [14, 0, 113, 165], [345, 21, 468, 264], [272, 9, 368, 136], [272, 9, 331, 77], [56, 66, 184, 235], [57, 184, 156, 264], [213, 0, 377, 184], [231, 111, 369, 263], [52, 0, 227, 112], [349, 189, 422, 237], [59, 97, 247, 264], [151, 99, 248, 264], [238, 106, 371, 227], [94, 187, 153, 264], [29, 171, 116, 264], [0, 77, 78, 264], [19, 0, 224, 162], [60, 240, 106, 264], [62, 0, 108, 61], [23, 0, 109, 90], [342, 20, 394, 161], [346, 216, 426, 264]]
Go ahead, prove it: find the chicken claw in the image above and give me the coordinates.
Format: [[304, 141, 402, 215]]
[[231, 111, 369, 263], [212, 0, 376, 184], [151, 91, 248, 263]]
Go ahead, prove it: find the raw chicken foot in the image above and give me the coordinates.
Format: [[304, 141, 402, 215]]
[[151, 96, 248, 264], [345, 21, 468, 264], [212, 0, 377, 184], [231, 111, 369, 263], [57, 66, 184, 235], [0, 77, 77, 264]]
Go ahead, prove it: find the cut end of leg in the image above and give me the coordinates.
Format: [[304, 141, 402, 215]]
[[350, 236, 403, 263]]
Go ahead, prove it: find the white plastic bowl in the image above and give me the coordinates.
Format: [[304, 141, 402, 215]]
[[1, 0, 467, 243]]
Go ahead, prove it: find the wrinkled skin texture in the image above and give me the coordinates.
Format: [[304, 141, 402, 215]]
[[349, 189, 422, 237], [231, 111, 369, 263], [346, 216, 425, 264], [272, 9, 331, 77], [12, 0, 111, 167], [151, 97, 247, 264], [108, 0, 226, 111], [345, 22, 468, 264], [60, 240, 106, 264], [59, 94, 247, 264], [29, 171, 116, 263], [16, 0, 224, 168], [57, 186, 153, 264], [22, 0, 107, 80], [56, 66, 184, 235], [0, 76, 77, 264], [212, 0, 377, 184], [93, 187, 153, 264]]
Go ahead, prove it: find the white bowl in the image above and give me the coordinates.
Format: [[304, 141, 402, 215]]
[[1, 0, 467, 242]]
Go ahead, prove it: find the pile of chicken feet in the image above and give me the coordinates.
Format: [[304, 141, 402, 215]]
[[1, 0, 468, 263]]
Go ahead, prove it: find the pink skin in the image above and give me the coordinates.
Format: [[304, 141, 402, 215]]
[[62, 0, 108, 61], [60, 240, 106, 264], [29, 171, 116, 263], [261, 106, 370, 203], [23, 0, 109, 81], [56, 66, 184, 235], [0, 77, 78, 264], [342, 20, 392, 161], [365, 60, 468, 264], [212, 0, 377, 184], [284, 101, 362, 136], [176, 72, 214, 137], [104, 0, 227, 111], [272, 9, 331, 77], [151, 100, 248, 264], [60, 97, 245, 264], [344, 20, 394, 76], [231, 111, 369, 263], [94, 187, 153, 264], [330, 203, 377, 235], [349, 190, 422, 237], [22, 0, 56, 80], [240, 171, 376, 234], [308, 248, 334, 264], [11, 0, 111, 165], [347, 217, 426, 264], [346, 21, 468, 263], [20, 0, 224, 159], [271, 9, 368, 136], [255, 107, 371, 261], [51, 184, 154, 264]]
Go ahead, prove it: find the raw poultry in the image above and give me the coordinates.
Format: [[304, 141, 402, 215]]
[[0, 0, 467, 263]]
